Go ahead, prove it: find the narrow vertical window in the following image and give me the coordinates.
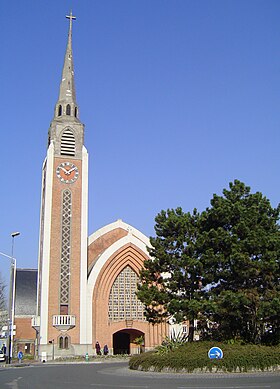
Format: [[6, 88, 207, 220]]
[[66, 104, 71, 115], [59, 336, 64, 349], [58, 105, 62, 116], [74, 107, 78, 118], [64, 336, 69, 349]]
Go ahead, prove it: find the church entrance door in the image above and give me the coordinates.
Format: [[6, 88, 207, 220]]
[[113, 332, 130, 355]]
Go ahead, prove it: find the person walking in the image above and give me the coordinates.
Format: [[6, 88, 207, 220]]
[[95, 341, 101, 355], [103, 344, 108, 355]]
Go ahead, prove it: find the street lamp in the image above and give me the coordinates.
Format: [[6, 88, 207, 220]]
[[7, 232, 20, 364]]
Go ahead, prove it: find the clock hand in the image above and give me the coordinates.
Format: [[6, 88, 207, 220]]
[[60, 167, 68, 174], [66, 167, 76, 175]]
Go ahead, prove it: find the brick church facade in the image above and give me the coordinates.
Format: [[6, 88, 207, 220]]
[[14, 13, 169, 360]]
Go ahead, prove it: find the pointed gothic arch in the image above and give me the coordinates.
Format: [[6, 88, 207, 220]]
[[91, 243, 147, 303], [86, 223, 168, 353], [87, 231, 149, 343]]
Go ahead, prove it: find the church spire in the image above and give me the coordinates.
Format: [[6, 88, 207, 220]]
[[54, 11, 79, 120]]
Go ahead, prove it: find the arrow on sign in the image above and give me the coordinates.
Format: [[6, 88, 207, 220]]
[[208, 346, 223, 359]]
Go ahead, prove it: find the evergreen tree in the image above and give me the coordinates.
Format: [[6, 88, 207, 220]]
[[138, 180, 280, 344], [137, 208, 204, 341], [200, 180, 280, 343]]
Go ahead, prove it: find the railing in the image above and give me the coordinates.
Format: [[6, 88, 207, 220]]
[[52, 315, 76, 331], [31, 316, 40, 330]]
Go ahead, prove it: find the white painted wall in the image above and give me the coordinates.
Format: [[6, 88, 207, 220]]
[[39, 143, 54, 345], [79, 146, 89, 344]]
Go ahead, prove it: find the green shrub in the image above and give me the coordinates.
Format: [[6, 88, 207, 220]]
[[129, 342, 280, 373], [155, 333, 187, 355]]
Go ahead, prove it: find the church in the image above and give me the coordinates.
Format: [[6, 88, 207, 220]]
[[13, 13, 169, 360]]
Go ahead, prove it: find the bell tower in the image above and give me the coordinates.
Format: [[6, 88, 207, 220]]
[[36, 11, 88, 357]]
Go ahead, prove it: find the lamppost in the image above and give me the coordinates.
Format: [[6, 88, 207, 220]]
[[0, 232, 21, 363], [9, 232, 20, 363], [0, 251, 12, 351], [0, 251, 14, 363]]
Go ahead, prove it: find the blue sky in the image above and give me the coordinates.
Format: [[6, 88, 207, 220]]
[[1, 0, 279, 286]]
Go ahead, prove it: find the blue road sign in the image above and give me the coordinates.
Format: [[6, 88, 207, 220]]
[[17, 351, 23, 360], [208, 346, 223, 359]]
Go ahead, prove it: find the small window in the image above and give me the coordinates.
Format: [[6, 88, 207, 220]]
[[60, 304, 68, 315], [66, 104, 71, 115], [25, 343, 31, 354], [74, 107, 78, 118], [58, 335, 70, 349], [182, 325, 188, 334], [65, 336, 69, 349], [58, 105, 62, 116], [59, 336, 64, 349]]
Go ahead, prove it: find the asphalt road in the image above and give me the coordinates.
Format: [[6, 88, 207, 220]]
[[0, 361, 279, 389]]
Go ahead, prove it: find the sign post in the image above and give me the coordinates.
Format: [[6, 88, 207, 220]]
[[208, 346, 223, 359], [17, 351, 23, 363]]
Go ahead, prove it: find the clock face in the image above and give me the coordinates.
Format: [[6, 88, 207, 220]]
[[56, 162, 79, 183]]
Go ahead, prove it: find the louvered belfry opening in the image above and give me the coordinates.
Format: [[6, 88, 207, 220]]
[[61, 128, 76, 156]]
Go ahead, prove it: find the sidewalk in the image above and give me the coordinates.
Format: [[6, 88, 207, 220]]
[[0, 356, 130, 368]]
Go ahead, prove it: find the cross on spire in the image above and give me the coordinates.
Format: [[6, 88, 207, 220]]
[[56, 10, 78, 109], [66, 10, 76, 34]]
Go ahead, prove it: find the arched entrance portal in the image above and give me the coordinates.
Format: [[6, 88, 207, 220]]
[[113, 332, 130, 354], [113, 329, 144, 355]]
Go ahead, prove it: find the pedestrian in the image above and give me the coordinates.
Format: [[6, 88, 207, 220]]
[[103, 344, 108, 355], [95, 341, 101, 355], [1, 344, 6, 355]]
